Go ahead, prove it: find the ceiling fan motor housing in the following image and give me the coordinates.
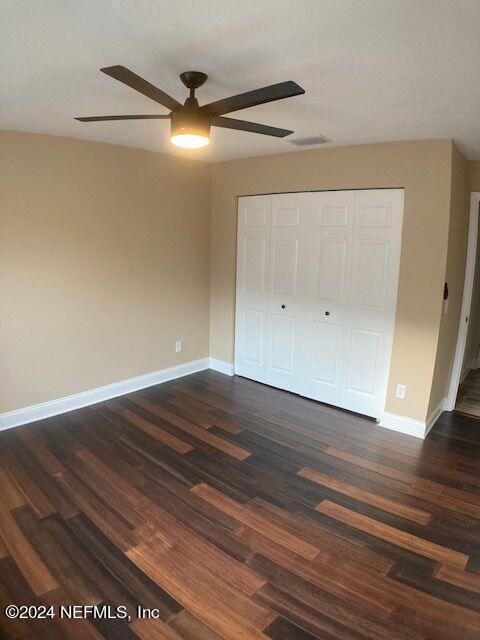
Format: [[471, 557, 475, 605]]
[[170, 108, 211, 138]]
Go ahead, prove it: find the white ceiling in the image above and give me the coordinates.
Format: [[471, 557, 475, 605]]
[[2, 0, 480, 162]]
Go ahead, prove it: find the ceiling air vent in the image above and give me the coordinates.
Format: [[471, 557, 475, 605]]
[[289, 135, 330, 147]]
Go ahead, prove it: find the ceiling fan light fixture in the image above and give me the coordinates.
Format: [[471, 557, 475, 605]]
[[170, 109, 210, 149], [170, 133, 210, 149]]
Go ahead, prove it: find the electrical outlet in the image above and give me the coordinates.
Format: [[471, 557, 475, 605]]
[[175, 340, 182, 353], [395, 384, 406, 399]]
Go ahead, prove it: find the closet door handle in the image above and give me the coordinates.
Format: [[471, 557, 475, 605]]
[[281, 304, 286, 309], [325, 311, 330, 316]]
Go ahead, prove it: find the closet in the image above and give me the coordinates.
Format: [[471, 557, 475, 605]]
[[234, 189, 404, 418]]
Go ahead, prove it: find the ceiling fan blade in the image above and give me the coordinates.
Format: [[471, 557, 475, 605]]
[[75, 114, 170, 122], [212, 116, 293, 137], [100, 66, 181, 112], [201, 81, 304, 117]]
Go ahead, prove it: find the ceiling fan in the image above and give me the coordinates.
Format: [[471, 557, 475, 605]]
[[75, 66, 305, 149]]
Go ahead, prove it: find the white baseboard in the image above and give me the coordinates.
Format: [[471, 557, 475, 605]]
[[1, 354, 445, 440], [0, 357, 210, 432], [378, 412, 427, 438], [378, 397, 446, 439], [208, 358, 234, 376]]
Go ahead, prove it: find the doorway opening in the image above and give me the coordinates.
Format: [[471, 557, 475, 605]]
[[447, 192, 480, 416]]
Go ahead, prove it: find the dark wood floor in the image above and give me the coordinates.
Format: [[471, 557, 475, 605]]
[[1, 371, 480, 639]]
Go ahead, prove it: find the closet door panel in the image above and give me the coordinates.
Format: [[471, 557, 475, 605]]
[[316, 238, 348, 303], [341, 190, 404, 417], [354, 239, 390, 309], [311, 320, 343, 386], [269, 313, 296, 373], [271, 236, 300, 296], [235, 196, 271, 381], [265, 194, 308, 394], [244, 237, 267, 294], [303, 191, 354, 405], [242, 308, 265, 365], [346, 328, 381, 395]]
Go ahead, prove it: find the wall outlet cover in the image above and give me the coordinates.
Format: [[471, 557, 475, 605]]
[[395, 384, 406, 399]]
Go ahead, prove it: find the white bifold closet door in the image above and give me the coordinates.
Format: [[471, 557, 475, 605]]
[[235, 189, 404, 418]]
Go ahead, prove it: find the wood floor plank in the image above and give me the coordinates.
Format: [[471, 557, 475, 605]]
[[298, 466, 431, 524], [209, 416, 244, 435], [132, 395, 252, 460], [73, 443, 145, 506], [40, 588, 104, 640], [325, 446, 433, 485], [0, 464, 26, 510], [14, 506, 101, 606], [252, 564, 425, 640], [114, 407, 194, 454], [435, 564, 480, 594], [264, 616, 321, 640], [0, 449, 56, 518], [250, 533, 480, 640], [142, 481, 250, 564], [247, 496, 395, 574], [65, 513, 182, 619], [15, 429, 66, 476], [127, 543, 274, 640], [0, 533, 9, 558], [54, 470, 137, 552], [237, 525, 394, 619], [169, 610, 226, 640], [324, 445, 480, 506], [0, 501, 58, 595], [192, 482, 319, 560], [3, 440, 80, 519], [0, 581, 34, 639], [68, 416, 148, 487], [0, 556, 80, 640], [408, 484, 480, 518], [134, 498, 265, 597], [130, 618, 183, 640], [164, 389, 244, 434], [316, 500, 469, 568]]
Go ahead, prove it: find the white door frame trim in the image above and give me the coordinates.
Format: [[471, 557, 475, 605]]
[[446, 192, 480, 410]]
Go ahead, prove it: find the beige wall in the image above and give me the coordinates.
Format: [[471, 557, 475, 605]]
[[0, 131, 211, 413], [210, 140, 454, 422], [427, 144, 468, 415], [467, 161, 480, 192]]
